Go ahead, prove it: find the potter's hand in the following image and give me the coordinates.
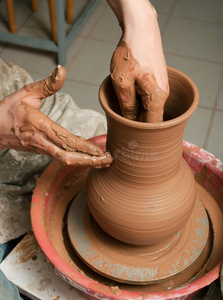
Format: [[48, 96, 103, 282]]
[[0, 66, 112, 168], [107, 0, 169, 122]]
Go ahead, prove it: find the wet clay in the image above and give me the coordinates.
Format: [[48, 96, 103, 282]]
[[25, 65, 66, 101], [86, 67, 199, 245], [0, 65, 112, 167], [110, 40, 168, 122]]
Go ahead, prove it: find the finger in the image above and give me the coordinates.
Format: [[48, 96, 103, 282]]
[[110, 41, 138, 120], [136, 73, 168, 123], [35, 136, 113, 167], [141, 90, 168, 123], [18, 65, 66, 109], [26, 65, 66, 98], [54, 150, 113, 168], [24, 105, 105, 157], [50, 122, 105, 157], [111, 76, 138, 120], [19, 131, 113, 168]]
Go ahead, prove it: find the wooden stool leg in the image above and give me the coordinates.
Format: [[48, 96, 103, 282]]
[[5, 0, 17, 33], [48, 0, 57, 42], [66, 0, 74, 24], [31, 0, 38, 12]]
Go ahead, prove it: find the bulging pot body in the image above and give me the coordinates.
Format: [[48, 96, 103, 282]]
[[86, 67, 199, 245]]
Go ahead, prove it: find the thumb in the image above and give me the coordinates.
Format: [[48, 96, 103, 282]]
[[19, 65, 66, 109]]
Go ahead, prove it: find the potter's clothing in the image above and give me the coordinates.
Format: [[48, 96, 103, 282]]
[[0, 243, 23, 300], [0, 59, 107, 244], [0, 270, 22, 300]]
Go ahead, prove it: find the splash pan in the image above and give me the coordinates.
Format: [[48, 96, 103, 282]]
[[31, 135, 223, 300], [67, 188, 210, 285]]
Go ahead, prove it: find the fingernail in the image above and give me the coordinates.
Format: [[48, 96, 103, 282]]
[[52, 66, 59, 80], [93, 165, 102, 169], [52, 65, 66, 82]]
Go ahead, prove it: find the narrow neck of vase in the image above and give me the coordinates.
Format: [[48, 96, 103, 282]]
[[106, 116, 187, 183], [99, 68, 199, 182]]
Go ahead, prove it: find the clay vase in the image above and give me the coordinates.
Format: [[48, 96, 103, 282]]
[[86, 67, 199, 246]]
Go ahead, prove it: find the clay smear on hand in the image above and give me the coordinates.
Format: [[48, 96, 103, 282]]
[[23, 65, 66, 108], [110, 40, 168, 123], [0, 65, 112, 168]]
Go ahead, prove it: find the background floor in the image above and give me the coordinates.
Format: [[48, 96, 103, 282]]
[[0, 0, 222, 160]]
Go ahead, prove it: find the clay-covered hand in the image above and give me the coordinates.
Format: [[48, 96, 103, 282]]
[[0, 66, 112, 167], [107, 0, 169, 122]]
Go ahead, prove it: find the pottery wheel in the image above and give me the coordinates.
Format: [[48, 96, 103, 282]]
[[67, 188, 209, 285]]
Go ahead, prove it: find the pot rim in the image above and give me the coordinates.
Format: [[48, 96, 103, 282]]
[[99, 66, 199, 129]]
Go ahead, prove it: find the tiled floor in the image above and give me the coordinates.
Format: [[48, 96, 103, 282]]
[[0, 0, 222, 160]]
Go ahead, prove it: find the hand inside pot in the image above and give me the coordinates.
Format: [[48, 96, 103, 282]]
[[0, 65, 112, 168], [107, 0, 169, 122]]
